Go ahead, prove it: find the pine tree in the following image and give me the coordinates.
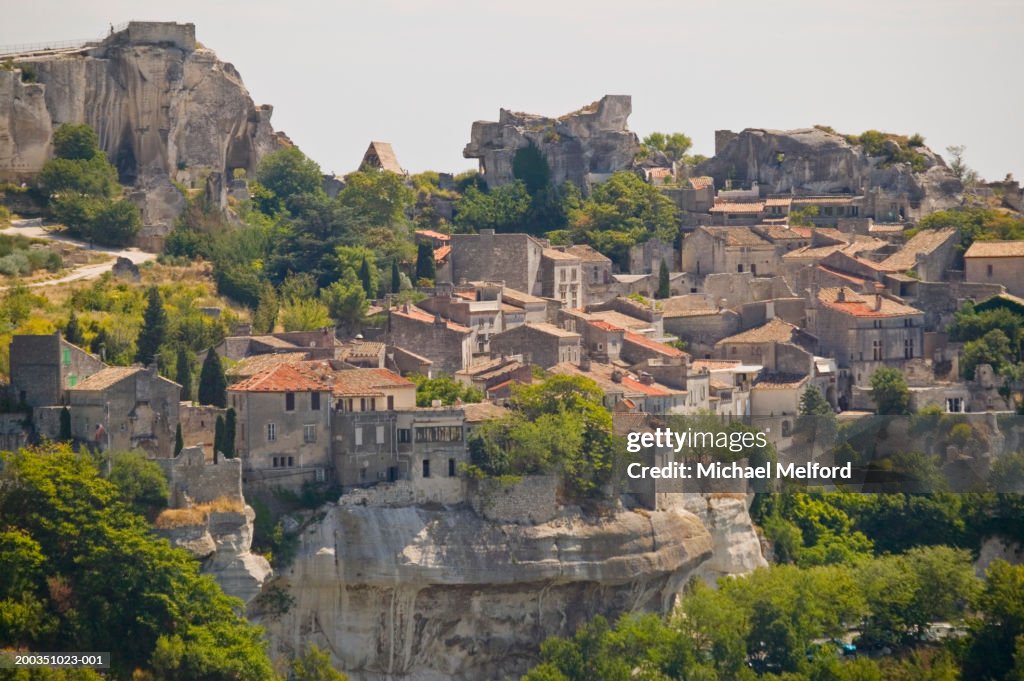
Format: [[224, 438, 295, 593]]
[[64, 311, 84, 346], [135, 286, 168, 365], [59, 406, 72, 441], [253, 282, 279, 334], [174, 423, 184, 455], [224, 408, 237, 458], [390, 259, 401, 293], [198, 349, 228, 407], [175, 346, 193, 402], [656, 259, 671, 299], [358, 256, 374, 298], [415, 242, 436, 282], [214, 415, 225, 458]]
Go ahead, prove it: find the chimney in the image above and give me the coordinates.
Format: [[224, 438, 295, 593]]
[[639, 371, 654, 385], [873, 282, 884, 311], [836, 288, 846, 303], [611, 369, 623, 383], [579, 352, 591, 371]]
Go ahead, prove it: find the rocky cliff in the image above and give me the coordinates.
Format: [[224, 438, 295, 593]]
[[0, 22, 282, 249], [697, 127, 962, 217], [258, 491, 764, 681], [463, 95, 640, 191]]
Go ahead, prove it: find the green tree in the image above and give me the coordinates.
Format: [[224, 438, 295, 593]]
[[58, 406, 72, 442], [453, 180, 531, 233], [412, 374, 484, 407], [105, 450, 168, 519], [64, 310, 84, 346], [290, 644, 350, 681], [964, 560, 1024, 681], [175, 346, 193, 402], [255, 147, 323, 212], [961, 328, 1015, 379], [337, 168, 415, 227], [321, 272, 368, 326], [52, 123, 102, 160], [390, 259, 401, 294], [641, 131, 693, 162], [656, 259, 670, 299], [198, 349, 227, 407], [252, 281, 279, 334], [135, 286, 167, 365], [174, 423, 184, 455], [280, 297, 331, 331], [88, 199, 141, 247], [358, 256, 374, 297], [415, 241, 436, 281], [870, 367, 911, 415], [512, 142, 551, 194], [224, 407, 237, 459], [214, 415, 226, 458]]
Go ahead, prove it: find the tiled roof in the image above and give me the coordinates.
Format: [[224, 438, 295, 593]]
[[542, 248, 580, 262], [702, 226, 772, 247], [624, 331, 687, 358], [415, 229, 451, 241], [817, 287, 923, 318], [663, 307, 720, 318], [764, 197, 793, 207], [462, 401, 511, 422], [339, 341, 385, 359], [520, 322, 581, 339], [588, 320, 625, 332], [817, 265, 869, 286], [229, 363, 330, 393], [791, 195, 857, 206], [880, 227, 957, 271], [565, 244, 612, 263], [501, 287, 547, 306], [647, 167, 673, 179], [691, 359, 743, 371], [249, 335, 301, 349], [328, 367, 414, 397], [756, 225, 806, 241], [229, 352, 311, 379], [689, 176, 714, 190], [620, 376, 673, 396], [710, 201, 765, 214], [584, 310, 652, 331], [869, 223, 906, 234], [434, 245, 452, 262], [965, 240, 1024, 258], [69, 366, 143, 391], [717, 318, 799, 345], [392, 306, 472, 334], [753, 373, 810, 390]]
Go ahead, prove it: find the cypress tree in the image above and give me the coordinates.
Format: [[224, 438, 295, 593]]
[[198, 349, 228, 407], [214, 415, 225, 458], [415, 242, 435, 282], [64, 311, 84, 346], [657, 259, 671, 299], [224, 408, 237, 458], [135, 286, 168, 365], [175, 346, 193, 402], [174, 423, 184, 455], [358, 256, 373, 298], [253, 282, 278, 334], [59, 406, 72, 441], [390, 259, 401, 293]]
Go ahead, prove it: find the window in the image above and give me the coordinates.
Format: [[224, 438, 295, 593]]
[[304, 424, 317, 443], [355, 427, 363, 446], [872, 340, 882, 361], [987, 264, 994, 277], [422, 459, 431, 478], [874, 319, 882, 328], [68, 374, 77, 387], [737, 264, 744, 273], [560, 269, 566, 282], [62, 347, 71, 366], [415, 426, 463, 442], [266, 423, 277, 442], [750, 264, 757, 275], [287, 456, 294, 467], [376, 425, 385, 443], [311, 392, 321, 411], [571, 268, 577, 281], [449, 458, 457, 477], [904, 338, 914, 359], [387, 396, 394, 410], [398, 428, 412, 443], [285, 392, 295, 412], [273, 456, 279, 467], [904, 318, 912, 327]]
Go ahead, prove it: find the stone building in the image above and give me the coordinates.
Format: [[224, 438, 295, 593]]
[[964, 241, 1024, 296], [629, 238, 677, 275], [448, 230, 546, 295], [9, 333, 105, 408], [66, 366, 181, 457], [714, 318, 814, 370], [540, 249, 582, 309], [228, 363, 333, 491], [564, 244, 615, 304], [360, 141, 405, 174], [877, 227, 959, 281], [386, 304, 474, 376], [681, 227, 779, 277], [490, 323, 582, 368]]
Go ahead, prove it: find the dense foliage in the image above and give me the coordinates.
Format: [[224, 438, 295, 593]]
[[412, 374, 483, 407]]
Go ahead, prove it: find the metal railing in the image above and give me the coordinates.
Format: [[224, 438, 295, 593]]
[[0, 22, 129, 58]]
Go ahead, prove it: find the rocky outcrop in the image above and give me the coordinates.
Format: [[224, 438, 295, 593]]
[[679, 493, 768, 582], [0, 22, 283, 249], [463, 95, 640, 192], [697, 127, 962, 217]]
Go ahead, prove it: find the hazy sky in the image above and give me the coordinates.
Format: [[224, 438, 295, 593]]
[[3, 0, 1022, 181]]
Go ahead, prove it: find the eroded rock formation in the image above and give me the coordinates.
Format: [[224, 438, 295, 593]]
[[697, 127, 962, 218], [463, 95, 640, 191], [0, 22, 283, 249], [259, 491, 764, 681]]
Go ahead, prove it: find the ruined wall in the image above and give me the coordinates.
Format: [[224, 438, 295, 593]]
[[469, 475, 559, 525], [156, 445, 243, 507]]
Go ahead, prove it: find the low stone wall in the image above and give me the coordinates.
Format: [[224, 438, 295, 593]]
[[469, 475, 559, 525], [156, 445, 243, 507], [338, 478, 466, 507]]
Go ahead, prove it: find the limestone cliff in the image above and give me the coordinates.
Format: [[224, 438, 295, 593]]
[[697, 127, 962, 217], [0, 22, 283, 249], [258, 491, 764, 681], [463, 95, 640, 191]]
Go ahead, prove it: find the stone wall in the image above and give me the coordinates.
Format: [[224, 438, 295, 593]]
[[180, 403, 226, 459], [448, 231, 544, 295], [663, 311, 740, 357], [156, 445, 243, 507], [469, 475, 559, 525]]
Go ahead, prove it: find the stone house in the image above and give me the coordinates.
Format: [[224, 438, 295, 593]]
[[574, 318, 626, 363], [499, 287, 549, 324], [965, 241, 1024, 297], [9, 332, 105, 408], [877, 227, 959, 281], [454, 356, 532, 398], [750, 374, 809, 418], [386, 304, 474, 376], [419, 292, 503, 357], [490, 322, 582, 368], [628, 238, 677, 275], [661, 306, 741, 359], [564, 244, 615, 304], [541, 248, 582, 309], [621, 330, 688, 366], [228, 363, 334, 490], [690, 359, 760, 417], [448, 230, 546, 296], [66, 366, 181, 457], [714, 318, 814, 370], [681, 226, 779, 277]]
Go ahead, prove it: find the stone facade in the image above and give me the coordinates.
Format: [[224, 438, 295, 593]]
[[386, 306, 474, 376], [10, 333, 104, 408], [155, 445, 243, 507], [965, 244, 1024, 297], [490, 323, 582, 368], [469, 475, 559, 525], [448, 230, 546, 296]]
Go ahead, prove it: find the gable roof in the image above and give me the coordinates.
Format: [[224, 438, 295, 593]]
[[228, 351, 312, 379], [710, 201, 765, 214], [391, 305, 472, 334], [623, 331, 687, 358], [701, 226, 772, 247], [361, 141, 403, 174], [965, 240, 1024, 259], [879, 227, 957, 271], [817, 287, 923, 318], [69, 366, 144, 391], [228, 363, 330, 393], [688, 176, 714, 190], [717, 318, 799, 345], [565, 244, 612, 263]]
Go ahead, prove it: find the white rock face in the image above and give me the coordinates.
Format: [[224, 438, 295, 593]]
[[258, 500, 751, 680], [678, 493, 768, 582], [975, 536, 1024, 576]]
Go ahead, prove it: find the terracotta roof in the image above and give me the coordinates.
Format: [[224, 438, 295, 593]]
[[689, 176, 714, 190], [817, 287, 923, 318], [542, 248, 580, 262], [880, 227, 957, 271], [565, 244, 611, 263], [791, 195, 857, 206], [624, 331, 687, 358], [702, 226, 772, 247], [717, 318, 799, 345], [965, 240, 1024, 258], [392, 306, 472, 334], [710, 379, 734, 391], [229, 352, 311, 379], [339, 341, 385, 359], [462, 401, 511, 422], [501, 287, 547, 306], [647, 167, 673, 179], [756, 225, 806, 241], [710, 201, 765, 214], [869, 223, 906, 234], [519, 322, 581, 339], [229, 363, 330, 393], [764, 197, 793, 207], [415, 229, 451, 241], [434, 245, 451, 262], [817, 265, 869, 286], [691, 359, 743, 371], [69, 366, 144, 391], [453, 289, 477, 301], [588, 320, 625, 332], [328, 367, 414, 397], [620, 376, 673, 396], [753, 373, 809, 390], [583, 310, 652, 331]]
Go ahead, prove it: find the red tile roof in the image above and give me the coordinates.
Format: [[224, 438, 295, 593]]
[[434, 245, 452, 262], [717, 318, 799, 345], [392, 306, 472, 334], [689, 176, 714, 190], [817, 265, 869, 286], [329, 368, 414, 397], [624, 331, 686, 358], [229, 363, 330, 393], [817, 287, 923, 318], [620, 376, 673, 396], [589, 320, 625, 332], [710, 201, 765, 214], [415, 229, 451, 241]]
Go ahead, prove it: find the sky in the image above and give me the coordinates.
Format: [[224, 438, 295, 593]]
[[2, 0, 1022, 182]]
